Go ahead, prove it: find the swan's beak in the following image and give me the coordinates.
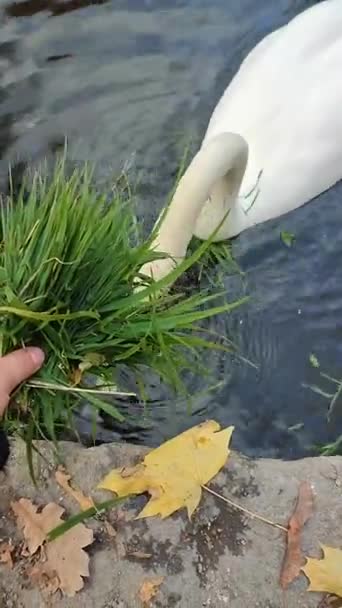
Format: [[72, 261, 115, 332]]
[[133, 256, 179, 297]]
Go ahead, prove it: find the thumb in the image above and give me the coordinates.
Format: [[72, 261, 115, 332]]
[[0, 347, 45, 417]]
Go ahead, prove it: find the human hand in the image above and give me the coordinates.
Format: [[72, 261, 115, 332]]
[[0, 347, 45, 418]]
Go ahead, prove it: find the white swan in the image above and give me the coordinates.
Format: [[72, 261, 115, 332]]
[[139, 0, 342, 284]]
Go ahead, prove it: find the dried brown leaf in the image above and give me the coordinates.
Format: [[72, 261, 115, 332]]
[[70, 367, 83, 386], [280, 481, 314, 588], [0, 540, 14, 569], [138, 577, 164, 605], [55, 468, 94, 511], [35, 523, 94, 597], [29, 563, 60, 597], [12, 498, 93, 596], [104, 521, 117, 538], [12, 499, 64, 556]]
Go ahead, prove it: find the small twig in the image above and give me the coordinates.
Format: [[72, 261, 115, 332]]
[[202, 484, 288, 533], [26, 379, 137, 399]]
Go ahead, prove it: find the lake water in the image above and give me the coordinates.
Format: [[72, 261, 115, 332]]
[[1, 0, 341, 458]]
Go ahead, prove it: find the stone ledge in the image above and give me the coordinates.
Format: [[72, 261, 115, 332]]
[[0, 438, 341, 607]]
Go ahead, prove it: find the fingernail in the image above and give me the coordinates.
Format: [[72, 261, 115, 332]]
[[27, 347, 45, 368]]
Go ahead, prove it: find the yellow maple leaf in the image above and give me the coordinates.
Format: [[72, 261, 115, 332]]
[[98, 420, 233, 519], [302, 545, 342, 598]]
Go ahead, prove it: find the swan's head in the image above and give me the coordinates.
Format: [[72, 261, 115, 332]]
[[135, 256, 177, 293], [136, 132, 248, 289]]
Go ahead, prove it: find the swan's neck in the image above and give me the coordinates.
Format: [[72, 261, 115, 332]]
[[155, 132, 248, 258]]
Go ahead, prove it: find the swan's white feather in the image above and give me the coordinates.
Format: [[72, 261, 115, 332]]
[[203, 0, 342, 236]]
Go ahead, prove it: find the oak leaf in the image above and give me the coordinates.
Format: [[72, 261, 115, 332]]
[[29, 565, 60, 596], [138, 576, 164, 605], [302, 545, 342, 598], [98, 420, 233, 519], [280, 481, 314, 588], [37, 523, 94, 596], [12, 498, 94, 596], [12, 499, 64, 555]]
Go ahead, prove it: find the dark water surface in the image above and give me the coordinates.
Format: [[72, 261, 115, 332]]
[[1, 0, 341, 458]]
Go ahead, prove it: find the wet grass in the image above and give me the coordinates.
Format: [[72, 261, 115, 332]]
[[0, 159, 245, 465], [305, 365, 342, 456]]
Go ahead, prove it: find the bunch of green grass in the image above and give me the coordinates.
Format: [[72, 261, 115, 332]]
[[0, 160, 245, 456]]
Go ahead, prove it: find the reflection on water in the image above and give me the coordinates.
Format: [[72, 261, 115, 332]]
[[1, 0, 341, 458]]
